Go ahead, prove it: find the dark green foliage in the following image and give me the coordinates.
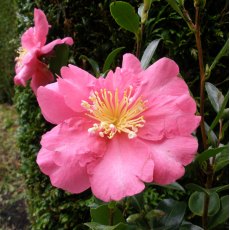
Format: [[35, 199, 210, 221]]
[[0, 0, 18, 103]]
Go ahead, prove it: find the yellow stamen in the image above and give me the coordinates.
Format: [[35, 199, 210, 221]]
[[15, 47, 28, 67], [82, 86, 147, 139]]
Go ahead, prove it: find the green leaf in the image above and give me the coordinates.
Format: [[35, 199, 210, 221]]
[[157, 199, 186, 228], [159, 182, 185, 192], [210, 185, 229, 193], [204, 122, 218, 147], [166, 0, 185, 19], [110, 1, 139, 34], [205, 82, 224, 113], [179, 221, 203, 230], [208, 195, 229, 229], [102, 47, 125, 73], [90, 204, 125, 226], [208, 91, 229, 137], [79, 55, 100, 77], [141, 39, 161, 69], [195, 145, 228, 163], [49, 44, 70, 75], [84, 222, 128, 230], [186, 183, 210, 195], [214, 146, 229, 172], [207, 38, 229, 79], [126, 213, 142, 224], [188, 191, 220, 216]]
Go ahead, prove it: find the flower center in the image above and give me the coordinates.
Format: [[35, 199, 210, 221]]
[[81, 86, 147, 139], [15, 47, 28, 67]]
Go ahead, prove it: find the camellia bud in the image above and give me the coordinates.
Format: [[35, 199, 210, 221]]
[[141, 0, 152, 24], [194, 0, 206, 9]]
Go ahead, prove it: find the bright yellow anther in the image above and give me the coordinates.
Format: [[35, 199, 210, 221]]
[[15, 47, 28, 67], [82, 86, 147, 139]]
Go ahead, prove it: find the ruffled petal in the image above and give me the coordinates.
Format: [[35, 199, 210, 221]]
[[21, 9, 49, 49], [138, 94, 200, 140], [37, 148, 90, 193], [33, 8, 49, 47], [144, 57, 179, 88], [14, 64, 34, 86], [40, 37, 74, 55], [88, 136, 154, 201], [41, 117, 107, 165], [37, 82, 76, 124], [122, 53, 142, 74], [58, 65, 96, 112], [21, 28, 37, 50], [137, 58, 180, 99], [150, 136, 198, 184], [30, 61, 54, 94]]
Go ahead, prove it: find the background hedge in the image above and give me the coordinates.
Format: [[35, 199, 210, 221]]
[[14, 0, 228, 229]]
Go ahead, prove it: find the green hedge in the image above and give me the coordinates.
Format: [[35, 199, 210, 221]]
[[0, 0, 17, 103]]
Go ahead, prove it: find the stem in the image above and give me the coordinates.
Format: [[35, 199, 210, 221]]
[[194, 7, 211, 230], [135, 24, 144, 58], [109, 207, 114, 226], [194, 7, 207, 151]]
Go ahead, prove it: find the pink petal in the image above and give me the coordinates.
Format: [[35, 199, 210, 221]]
[[150, 136, 198, 184], [137, 58, 180, 99], [14, 64, 34, 86], [37, 82, 76, 124], [122, 53, 142, 73], [40, 37, 74, 55], [33, 8, 49, 47], [21, 27, 37, 50], [21, 9, 49, 49], [57, 65, 96, 112], [41, 117, 107, 165], [37, 148, 90, 193], [155, 76, 189, 96], [144, 57, 179, 88], [88, 136, 154, 201], [30, 61, 54, 94], [138, 94, 200, 140]]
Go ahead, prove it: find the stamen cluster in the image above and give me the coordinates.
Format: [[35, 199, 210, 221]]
[[81, 86, 147, 139]]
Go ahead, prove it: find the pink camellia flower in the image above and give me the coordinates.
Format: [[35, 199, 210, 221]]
[[36, 53, 200, 202], [14, 8, 73, 94]]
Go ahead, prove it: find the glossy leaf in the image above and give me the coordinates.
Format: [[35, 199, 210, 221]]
[[84, 222, 128, 230], [90, 204, 125, 226], [159, 182, 185, 192], [110, 1, 139, 34], [49, 44, 70, 75], [79, 55, 100, 77], [188, 191, 220, 216], [208, 91, 229, 136], [166, 0, 185, 19], [141, 39, 161, 69], [186, 183, 210, 195], [210, 185, 229, 193], [214, 146, 229, 172], [204, 122, 218, 147], [207, 38, 229, 79], [157, 199, 186, 228], [179, 221, 203, 230], [205, 82, 224, 113], [102, 47, 125, 73], [195, 145, 228, 163], [208, 195, 229, 229]]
